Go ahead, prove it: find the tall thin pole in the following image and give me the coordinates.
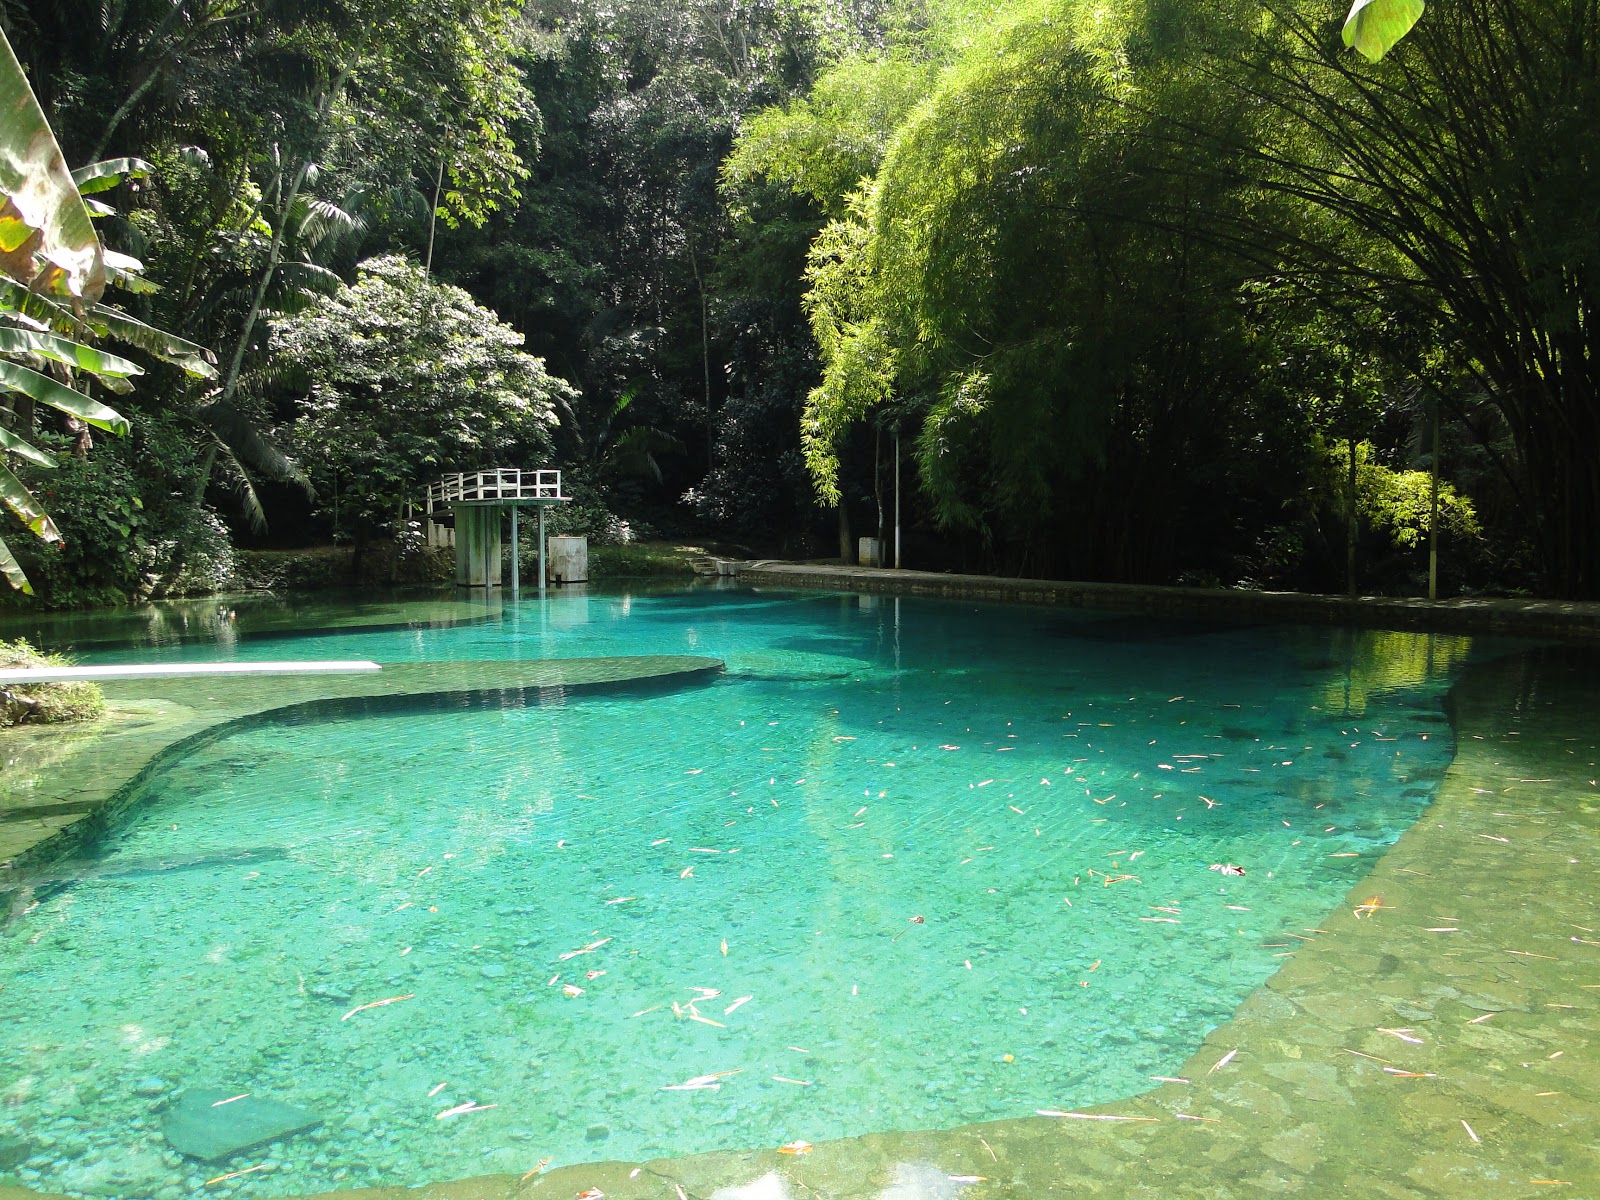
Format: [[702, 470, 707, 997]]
[[1428, 400, 1441, 601], [894, 431, 902, 569], [511, 506, 520, 598], [537, 507, 547, 594], [1346, 435, 1358, 597]]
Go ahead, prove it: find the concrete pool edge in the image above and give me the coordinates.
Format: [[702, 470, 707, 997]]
[[258, 645, 1599, 1200], [0, 655, 725, 875], [737, 562, 1600, 644]]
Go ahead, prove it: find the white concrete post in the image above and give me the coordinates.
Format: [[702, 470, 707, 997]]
[[511, 506, 520, 598]]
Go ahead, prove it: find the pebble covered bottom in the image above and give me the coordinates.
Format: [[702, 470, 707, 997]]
[[0, 588, 1476, 1198]]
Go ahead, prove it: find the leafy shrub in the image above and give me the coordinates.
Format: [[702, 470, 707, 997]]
[[5, 412, 235, 608]]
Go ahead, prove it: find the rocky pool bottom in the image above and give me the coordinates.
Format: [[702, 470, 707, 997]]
[[0, 598, 1595, 1200], [374, 643, 1597, 1200]]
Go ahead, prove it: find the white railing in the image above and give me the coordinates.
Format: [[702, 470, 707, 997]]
[[426, 468, 564, 507]]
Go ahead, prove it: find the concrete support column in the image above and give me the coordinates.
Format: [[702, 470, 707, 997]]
[[453, 506, 503, 588]]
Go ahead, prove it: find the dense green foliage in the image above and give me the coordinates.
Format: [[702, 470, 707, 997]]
[[0, 0, 1594, 603], [274, 254, 569, 547]]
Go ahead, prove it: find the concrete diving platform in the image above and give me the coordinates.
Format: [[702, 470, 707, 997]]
[[421, 468, 567, 596]]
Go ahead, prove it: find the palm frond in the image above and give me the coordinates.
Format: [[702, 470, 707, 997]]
[[196, 396, 312, 497]]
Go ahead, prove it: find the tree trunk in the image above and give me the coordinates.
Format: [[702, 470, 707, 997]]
[[837, 502, 852, 564], [688, 242, 712, 468], [218, 64, 354, 409], [1345, 435, 1358, 597], [423, 154, 445, 279]]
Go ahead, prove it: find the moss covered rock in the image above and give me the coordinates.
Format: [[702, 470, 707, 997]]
[[0, 639, 106, 727]]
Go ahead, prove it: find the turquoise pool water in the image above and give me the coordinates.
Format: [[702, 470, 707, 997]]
[[1, 588, 1474, 1198]]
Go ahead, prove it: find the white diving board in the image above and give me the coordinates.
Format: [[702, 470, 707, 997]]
[[0, 661, 382, 683]]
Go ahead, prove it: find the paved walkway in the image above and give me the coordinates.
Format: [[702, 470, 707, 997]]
[[737, 562, 1600, 642]]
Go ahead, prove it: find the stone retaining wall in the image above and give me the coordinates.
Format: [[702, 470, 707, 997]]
[[737, 562, 1600, 642]]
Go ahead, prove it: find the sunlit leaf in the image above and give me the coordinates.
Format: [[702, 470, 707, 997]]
[[0, 35, 103, 300], [1342, 0, 1425, 61], [0, 458, 61, 541], [0, 358, 129, 434], [0, 423, 56, 469], [0, 533, 31, 593], [0, 326, 143, 378], [89, 304, 217, 378], [70, 157, 151, 196]]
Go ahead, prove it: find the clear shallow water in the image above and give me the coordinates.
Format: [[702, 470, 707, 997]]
[[1, 588, 1475, 1198]]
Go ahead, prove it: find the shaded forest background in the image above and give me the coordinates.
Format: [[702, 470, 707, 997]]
[[0, 0, 1594, 605]]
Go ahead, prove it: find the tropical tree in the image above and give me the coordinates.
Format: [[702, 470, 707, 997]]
[[1229, 0, 1600, 597], [274, 255, 574, 549]]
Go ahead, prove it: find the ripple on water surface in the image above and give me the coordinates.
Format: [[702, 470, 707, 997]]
[[0, 591, 1471, 1199]]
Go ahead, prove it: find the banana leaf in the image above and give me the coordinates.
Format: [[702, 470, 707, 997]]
[[0, 358, 129, 434], [71, 157, 151, 196], [0, 533, 30, 592], [0, 458, 61, 541], [1342, 0, 1425, 61], [0, 36, 103, 301], [89, 303, 216, 378], [0, 423, 58, 469], [0, 326, 143, 378]]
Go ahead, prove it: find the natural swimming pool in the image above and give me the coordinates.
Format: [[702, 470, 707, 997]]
[[0, 586, 1578, 1199]]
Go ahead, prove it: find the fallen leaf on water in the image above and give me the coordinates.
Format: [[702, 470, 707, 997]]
[[1036, 1111, 1159, 1122], [204, 1165, 268, 1186], [724, 996, 752, 1015], [662, 1069, 743, 1091], [576, 1189, 606, 1200], [435, 1102, 496, 1119], [1377, 1027, 1424, 1045], [562, 984, 584, 997], [777, 1141, 813, 1154], [773, 1076, 812, 1086], [519, 1157, 553, 1181], [341, 994, 414, 1021], [1208, 1049, 1237, 1074]]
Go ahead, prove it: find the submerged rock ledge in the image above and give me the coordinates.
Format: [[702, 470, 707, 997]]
[[0, 654, 723, 873]]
